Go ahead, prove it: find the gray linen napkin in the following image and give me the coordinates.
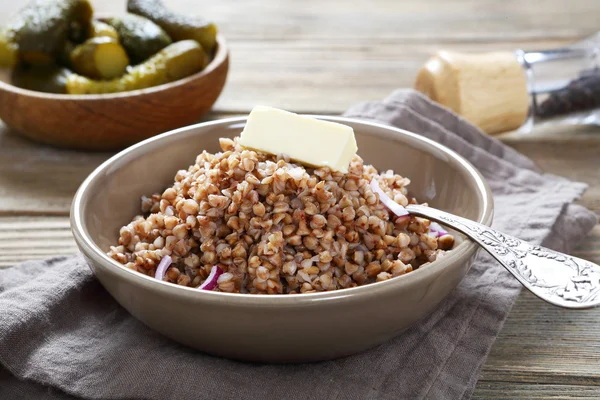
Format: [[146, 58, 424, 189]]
[[0, 89, 596, 400]]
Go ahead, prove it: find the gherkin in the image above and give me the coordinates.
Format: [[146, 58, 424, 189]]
[[128, 0, 217, 54], [11, 65, 72, 93], [89, 20, 119, 40], [104, 14, 172, 64], [70, 37, 130, 80], [0, 0, 93, 67], [66, 40, 206, 94]]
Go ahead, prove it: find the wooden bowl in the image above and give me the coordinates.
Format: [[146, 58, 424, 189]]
[[0, 35, 228, 151]]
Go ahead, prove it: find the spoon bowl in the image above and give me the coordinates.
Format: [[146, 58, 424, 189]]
[[408, 204, 600, 309]]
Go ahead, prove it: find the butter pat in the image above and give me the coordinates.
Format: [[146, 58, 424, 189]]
[[239, 106, 358, 173]]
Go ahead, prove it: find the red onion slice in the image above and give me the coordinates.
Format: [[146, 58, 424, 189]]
[[154, 255, 172, 280], [370, 178, 409, 217], [429, 222, 449, 237], [198, 265, 224, 291]]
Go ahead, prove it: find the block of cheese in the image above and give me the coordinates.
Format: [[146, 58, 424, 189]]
[[238, 106, 358, 173]]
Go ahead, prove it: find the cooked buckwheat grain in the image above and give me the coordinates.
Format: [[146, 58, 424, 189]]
[[108, 137, 454, 294]]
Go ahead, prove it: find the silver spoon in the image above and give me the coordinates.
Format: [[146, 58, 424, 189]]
[[407, 204, 600, 309]]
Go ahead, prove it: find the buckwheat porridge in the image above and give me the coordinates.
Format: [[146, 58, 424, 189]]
[[107, 136, 455, 294]]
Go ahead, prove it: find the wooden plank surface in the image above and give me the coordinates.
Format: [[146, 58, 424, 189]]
[[0, 216, 76, 267], [480, 287, 600, 384], [474, 383, 600, 399], [0, 129, 110, 215], [4, 0, 600, 42], [1, 0, 600, 398]]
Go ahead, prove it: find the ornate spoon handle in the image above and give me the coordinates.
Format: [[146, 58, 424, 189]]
[[406, 204, 600, 309]]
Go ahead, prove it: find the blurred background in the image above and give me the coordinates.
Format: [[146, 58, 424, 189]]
[[3, 0, 597, 113]]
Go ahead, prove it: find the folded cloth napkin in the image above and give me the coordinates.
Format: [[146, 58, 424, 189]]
[[0, 90, 596, 400]]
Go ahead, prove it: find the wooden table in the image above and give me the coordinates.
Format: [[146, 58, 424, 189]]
[[1, 1, 600, 397]]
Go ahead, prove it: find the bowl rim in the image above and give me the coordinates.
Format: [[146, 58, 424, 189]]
[[70, 116, 494, 307], [0, 34, 228, 101]]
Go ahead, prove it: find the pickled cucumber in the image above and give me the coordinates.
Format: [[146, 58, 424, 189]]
[[70, 37, 129, 80], [89, 20, 119, 40], [105, 14, 171, 64], [2, 0, 94, 65], [0, 29, 18, 68], [58, 40, 75, 68], [11, 65, 72, 93], [66, 40, 206, 94], [127, 0, 217, 53], [68, 19, 89, 44]]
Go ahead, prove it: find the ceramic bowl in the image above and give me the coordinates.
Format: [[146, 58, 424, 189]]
[[0, 35, 228, 151], [71, 116, 493, 363]]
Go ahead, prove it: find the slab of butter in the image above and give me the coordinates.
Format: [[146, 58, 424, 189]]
[[239, 106, 358, 173]]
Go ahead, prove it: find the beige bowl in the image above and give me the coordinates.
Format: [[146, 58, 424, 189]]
[[71, 117, 493, 363]]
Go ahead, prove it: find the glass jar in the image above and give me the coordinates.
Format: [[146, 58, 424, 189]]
[[518, 33, 600, 129], [415, 33, 600, 134]]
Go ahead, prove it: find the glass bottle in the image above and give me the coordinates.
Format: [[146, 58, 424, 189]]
[[415, 33, 600, 134], [518, 32, 600, 129]]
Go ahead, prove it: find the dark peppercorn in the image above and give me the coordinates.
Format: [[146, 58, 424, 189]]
[[536, 70, 600, 119]]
